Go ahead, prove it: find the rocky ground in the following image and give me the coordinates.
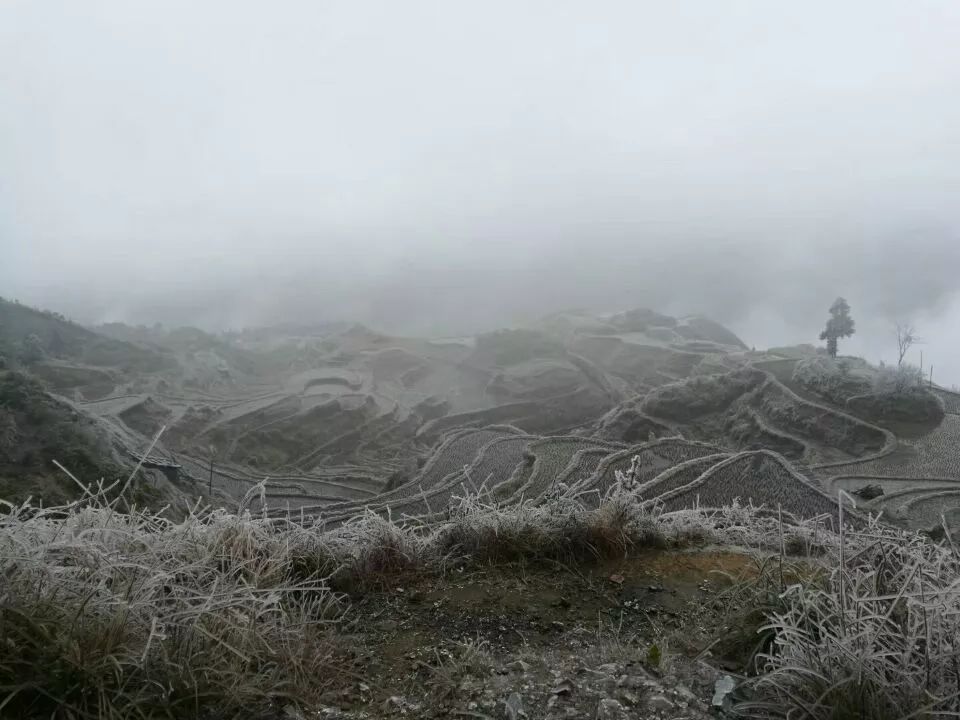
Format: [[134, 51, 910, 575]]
[[304, 549, 769, 719]]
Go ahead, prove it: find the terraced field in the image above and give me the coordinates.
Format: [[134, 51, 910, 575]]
[[902, 491, 960, 529], [934, 389, 960, 415], [416, 403, 539, 440], [174, 451, 382, 501], [827, 475, 960, 500], [561, 448, 624, 495], [466, 434, 538, 490], [414, 428, 521, 491], [577, 439, 727, 504], [635, 453, 729, 502], [823, 415, 960, 479], [512, 437, 626, 502], [35, 306, 956, 534], [746, 378, 892, 463], [656, 451, 847, 523], [725, 407, 808, 461], [325, 427, 519, 514], [339, 433, 537, 521], [856, 483, 960, 522]]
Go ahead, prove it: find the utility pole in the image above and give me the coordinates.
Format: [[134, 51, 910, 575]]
[[208, 445, 216, 498]]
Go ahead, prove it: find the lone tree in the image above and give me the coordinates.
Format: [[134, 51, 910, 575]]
[[895, 322, 921, 367], [819, 297, 855, 358]]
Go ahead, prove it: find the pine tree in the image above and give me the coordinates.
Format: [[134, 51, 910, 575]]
[[819, 297, 855, 358]]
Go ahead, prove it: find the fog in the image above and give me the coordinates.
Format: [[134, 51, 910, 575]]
[[2, 1, 959, 383]]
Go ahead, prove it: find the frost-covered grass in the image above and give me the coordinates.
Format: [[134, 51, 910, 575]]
[[3, 469, 958, 720], [1, 477, 764, 718], [0, 488, 346, 719], [742, 513, 960, 719]]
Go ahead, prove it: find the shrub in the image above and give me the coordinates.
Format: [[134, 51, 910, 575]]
[[641, 368, 765, 420], [851, 363, 946, 424], [791, 355, 870, 404], [872, 362, 923, 394]]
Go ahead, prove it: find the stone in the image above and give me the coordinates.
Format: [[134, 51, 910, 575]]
[[504, 691, 525, 720], [712, 675, 736, 707], [595, 698, 629, 720], [647, 693, 674, 712]]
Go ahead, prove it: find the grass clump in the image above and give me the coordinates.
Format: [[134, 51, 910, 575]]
[[432, 489, 668, 565], [0, 491, 346, 719], [741, 516, 960, 719]]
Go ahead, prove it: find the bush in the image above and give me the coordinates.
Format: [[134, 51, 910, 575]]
[[791, 355, 870, 404], [794, 358, 945, 425], [848, 363, 946, 425], [872, 362, 923, 394], [17, 334, 46, 365], [641, 368, 765, 420]]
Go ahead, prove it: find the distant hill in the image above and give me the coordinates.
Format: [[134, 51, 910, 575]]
[[0, 298, 173, 372], [0, 370, 123, 505]]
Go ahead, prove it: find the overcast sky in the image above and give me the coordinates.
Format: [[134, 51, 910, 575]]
[[2, 1, 959, 383]]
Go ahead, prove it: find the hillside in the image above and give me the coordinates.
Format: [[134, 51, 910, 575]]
[[0, 298, 174, 373], [0, 370, 122, 504], [3, 302, 960, 718], [5, 304, 955, 533]]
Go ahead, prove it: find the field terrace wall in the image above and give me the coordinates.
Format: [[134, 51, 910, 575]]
[[556, 447, 624, 499], [175, 453, 382, 510], [463, 433, 541, 493]]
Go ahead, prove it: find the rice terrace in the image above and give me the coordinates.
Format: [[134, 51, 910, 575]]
[[3, 296, 960, 719]]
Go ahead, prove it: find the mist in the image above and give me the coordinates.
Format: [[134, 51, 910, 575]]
[[2, 0, 959, 383]]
